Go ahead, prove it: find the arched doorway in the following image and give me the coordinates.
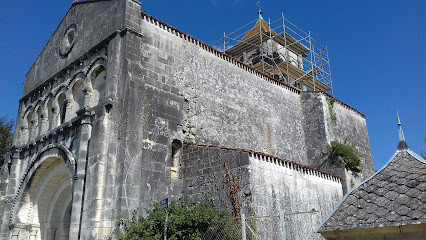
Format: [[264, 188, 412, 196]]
[[13, 157, 73, 240]]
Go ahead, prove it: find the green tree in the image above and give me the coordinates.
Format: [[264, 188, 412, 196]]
[[115, 200, 241, 240], [0, 115, 14, 160]]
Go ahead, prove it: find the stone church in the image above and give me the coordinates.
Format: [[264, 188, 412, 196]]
[[0, 0, 378, 239]]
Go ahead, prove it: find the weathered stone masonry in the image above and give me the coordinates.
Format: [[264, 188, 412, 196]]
[[181, 144, 343, 240], [0, 0, 375, 239]]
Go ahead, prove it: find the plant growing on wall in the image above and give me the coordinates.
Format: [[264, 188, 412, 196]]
[[114, 200, 241, 240], [224, 163, 242, 218], [350, 179, 355, 188], [210, 162, 243, 219], [328, 97, 337, 124], [329, 141, 363, 173]]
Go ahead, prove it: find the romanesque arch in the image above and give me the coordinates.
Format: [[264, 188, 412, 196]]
[[87, 59, 107, 109], [69, 78, 85, 119], [35, 105, 43, 138], [55, 91, 67, 126], [45, 97, 55, 131], [9, 145, 76, 240], [21, 110, 32, 143]]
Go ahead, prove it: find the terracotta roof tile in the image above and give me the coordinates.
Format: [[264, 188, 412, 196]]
[[241, 16, 277, 41]]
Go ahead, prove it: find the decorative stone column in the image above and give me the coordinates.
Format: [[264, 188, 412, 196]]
[[19, 125, 29, 146], [83, 86, 91, 110], [29, 116, 38, 142], [0, 149, 21, 240], [69, 111, 92, 239], [64, 98, 73, 122], [39, 107, 49, 136], [50, 106, 60, 130]]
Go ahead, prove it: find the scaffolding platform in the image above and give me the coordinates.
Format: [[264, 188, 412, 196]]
[[210, 12, 333, 93], [252, 61, 331, 92]]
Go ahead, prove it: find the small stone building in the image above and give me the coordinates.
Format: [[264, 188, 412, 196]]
[[317, 119, 426, 239]]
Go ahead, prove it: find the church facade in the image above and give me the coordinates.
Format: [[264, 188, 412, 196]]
[[0, 0, 376, 239]]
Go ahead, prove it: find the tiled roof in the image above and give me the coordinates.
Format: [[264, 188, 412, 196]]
[[241, 16, 277, 41], [318, 150, 426, 232]]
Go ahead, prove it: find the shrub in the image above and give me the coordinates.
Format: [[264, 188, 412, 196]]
[[114, 200, 241, 240], [330, 141, 363, 173]]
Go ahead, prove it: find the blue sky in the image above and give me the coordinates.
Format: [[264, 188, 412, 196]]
[[0, 0, 424, 170]]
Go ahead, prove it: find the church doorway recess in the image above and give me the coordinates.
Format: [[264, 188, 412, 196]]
[[11, 156, 73, 240]]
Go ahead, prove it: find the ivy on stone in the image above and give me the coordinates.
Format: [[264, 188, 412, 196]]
[[330, 141, 363, 173]]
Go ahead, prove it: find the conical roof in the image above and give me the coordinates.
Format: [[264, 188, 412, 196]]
[[317, 117, 425, 237], [317, 149, 426, 234], [397, 112, 409, 150], [241, 15, 277, 41]]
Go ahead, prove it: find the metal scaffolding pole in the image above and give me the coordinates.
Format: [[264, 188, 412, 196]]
[[308, 31, 315, 91], [326, 45, 334, 96], [209, 11, 333, 93]]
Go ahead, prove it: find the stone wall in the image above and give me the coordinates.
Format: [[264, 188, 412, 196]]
[[137, 12, 374, 171], [181, 145, 251, 215], [301, 92, 374, 193], [138, 13, 308, 165], [330, 97, 374, 177], [101, 1, 185, 225], [180, 144, 343, 240], [248, 152, 343, 240]]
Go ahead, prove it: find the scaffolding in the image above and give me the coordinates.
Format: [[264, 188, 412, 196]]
[[210, 12, 333, 93]]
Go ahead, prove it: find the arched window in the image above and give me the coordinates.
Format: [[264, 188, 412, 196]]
[[72, 80, 84, 115], [46, 99, 54, 131], [90, 66, 106, 108], [171, 140, 182, 179], [57, 93, 67, 125], [36, 107, 42, 138], [26, 112, 33, 141], [21, 112, 32, 143]]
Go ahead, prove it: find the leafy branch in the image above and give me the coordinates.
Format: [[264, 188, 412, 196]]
[[329, 141, 363, 173], [114, 200, 241, 240], [0, 115, 14, 162]]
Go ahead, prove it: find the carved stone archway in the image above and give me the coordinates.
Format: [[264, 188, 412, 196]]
[[9, 146, 76, 240]]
